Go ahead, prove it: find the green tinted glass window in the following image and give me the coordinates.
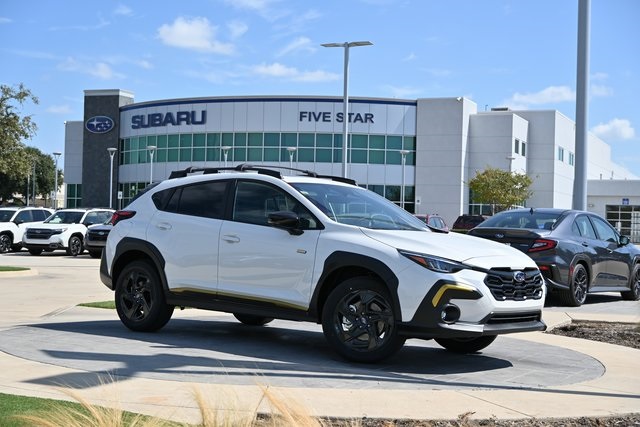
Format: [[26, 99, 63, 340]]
[[264, 133, 279, 147], [316, 134, 332, 147], [180, 134, 192, 147], [299, 133, 314, 147], [385, 185, 400, 201], [248, 133, 262, 146], [130, 137, 139, 151], [298, 148, 314, 162], [233, 147, 246, 161], [368, 185, 384, 197], [264, 148, 279, 161], [157, 135, 167, 148], [123, 138, 131, 151], [222, 133, 234, 147], [206, 147, 220, 161], [351, 149, 367, 163], [248, 147, 262, 161], [235, 133, 247, 146], [167, 149, 179, 162], [123, 152, 131, 165], [193, 147, 205, 161], [156, 148, 167, 162], [316, 149, 332, 162], [387, 136, 402, 150], [333, 149, 342, 163], [147, 135, 157, 148], [370, 135, 385, 149], [369, 150, 385, 164], [387, 150, 401, 165], [67, 184, 76, 197], [139, 136, 147, 150], [403, 136, 416, 150], [180, 148, 191, 161], [334, 134, 343, 148], [168, 135, 179, 148], [407, 152, 415, 165], [282, 133, 297, 147], [207, 133, 220, 147], [193, 133, 206, 147], [352, 134, 367, 149]]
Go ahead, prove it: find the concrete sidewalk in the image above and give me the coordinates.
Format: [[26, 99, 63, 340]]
[[0, 253, 638, 424]]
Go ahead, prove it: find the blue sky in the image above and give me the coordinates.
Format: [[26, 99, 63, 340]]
[[2, 0, 639, 176]]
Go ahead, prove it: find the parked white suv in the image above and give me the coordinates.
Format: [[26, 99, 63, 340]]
[[100, 165, 546, 362], [0, 207, 54, 253], [23, 208, 114, 256]]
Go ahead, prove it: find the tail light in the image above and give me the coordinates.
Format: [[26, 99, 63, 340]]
[[110, 210, 136, 226], [528, 238, 557, 253]]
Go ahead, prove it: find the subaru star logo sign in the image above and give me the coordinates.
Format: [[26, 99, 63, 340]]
[[86, 116, 115, 134], [513, 271, 526, 283]]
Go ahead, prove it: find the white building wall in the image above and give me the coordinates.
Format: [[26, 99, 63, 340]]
[[469, 113, 529, 174]]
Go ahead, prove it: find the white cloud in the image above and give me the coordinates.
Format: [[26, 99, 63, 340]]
[[46, 104, 72, 114], [227, 21, 248, 39], [114, 5, 133, 16], [0, 17, 12, 24], [383, 85, 422, 98], [403, 53, 417, 61], [591, 118, 635, 140], [252, 62, 339, 82], [502, 86, 575, 109], [591, 84, 613, 97], [58, 57, 125, 80], [276, 37, 314, 57], [157, 17, 234, 55]]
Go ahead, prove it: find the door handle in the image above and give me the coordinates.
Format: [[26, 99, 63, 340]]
[[581, 242, 589, 247], [222, 234, 240, 243], [156, 222, 172, 231]]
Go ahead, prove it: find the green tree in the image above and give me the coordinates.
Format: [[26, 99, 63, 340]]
[[468, 167, 533, 215], [0, 148, 63, 205], [0, 83, 38, 176]]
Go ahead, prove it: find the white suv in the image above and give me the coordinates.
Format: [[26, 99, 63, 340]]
[[0, 207, 54, 253], [100, 165, 546, 362], [23, 208, 114, 256]]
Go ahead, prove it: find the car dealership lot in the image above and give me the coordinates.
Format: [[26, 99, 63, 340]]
[[0, 252, 638, 423]]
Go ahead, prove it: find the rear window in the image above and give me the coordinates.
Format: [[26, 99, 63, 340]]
[[480, 211, 563, 230]]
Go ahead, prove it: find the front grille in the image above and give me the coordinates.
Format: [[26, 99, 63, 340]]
[[484, 268, 544, 301], [26, 229, 55, 240], [486, 311, 542, 324], [87, 230, 110, 242]]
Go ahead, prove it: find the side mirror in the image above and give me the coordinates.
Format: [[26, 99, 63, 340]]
[[619, 235, 630, 246], [268, 211, 303, 236]]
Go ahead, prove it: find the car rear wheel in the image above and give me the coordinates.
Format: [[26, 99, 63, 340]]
[[115, 260, 174, 332], [559, 264, 588, 307], [621, 264, 640, 301], [0, 234, 11, 253], [435, 335, 497, 353], [233, 313, 273, 326], [66, 236, 83, 256], [322, 277, 405, 363]]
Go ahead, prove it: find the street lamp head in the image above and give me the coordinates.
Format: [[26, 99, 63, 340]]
[[399, 150, 410, 155], [107, 147, 117, 153], [53, 151, 62, 157], [286, 147, 297, 153], [321, 41, 373, 48], [147, 145, 157, 153]]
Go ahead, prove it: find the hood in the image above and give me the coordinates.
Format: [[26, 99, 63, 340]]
[[360, 228, 537, 270]]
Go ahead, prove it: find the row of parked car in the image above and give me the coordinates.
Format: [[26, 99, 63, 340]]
[[0, 206, 114, 257]]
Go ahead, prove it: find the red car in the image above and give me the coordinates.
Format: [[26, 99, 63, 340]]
[[414, 214, 449, 232]]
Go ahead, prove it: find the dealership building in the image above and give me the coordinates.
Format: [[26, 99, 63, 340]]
[[63, 89, 640, 242]]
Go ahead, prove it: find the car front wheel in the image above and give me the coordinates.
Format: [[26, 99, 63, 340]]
[[559, 264, 588, 307], [322, 277, 405, 363], [0, 234, 11, 253], [66, 236, 83, 256], [621, 264, 640, 301], [435, 335, 497, 353], [115, 260, 174, 332]]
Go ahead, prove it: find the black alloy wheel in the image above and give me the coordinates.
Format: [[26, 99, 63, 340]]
[[115, 260, 174, 332], [322, 277, 405, 363], [233, 313, 274, 326], [0, 234, 11, 253], [621, 264, 640, 301], [67, 236, 83, 256], [435, 335, 497, 353], [560, 264, 589, 307]]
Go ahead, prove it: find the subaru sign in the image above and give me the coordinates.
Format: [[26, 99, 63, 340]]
[[86, 116, 115, 134]]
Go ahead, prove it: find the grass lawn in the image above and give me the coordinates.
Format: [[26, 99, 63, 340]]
[[0, 266, 29, 272], [78, 301, 116, 309]]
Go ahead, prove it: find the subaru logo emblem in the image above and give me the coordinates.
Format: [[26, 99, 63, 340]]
[[495, 233, 504, 239], [86, 116, 115, 134], [98, 231, 105, 236], [514, 271, 526, 282]]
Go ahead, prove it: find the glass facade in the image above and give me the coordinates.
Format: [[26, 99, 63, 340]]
[[65, 184, 82, 208], [606, 205, 640, 243]]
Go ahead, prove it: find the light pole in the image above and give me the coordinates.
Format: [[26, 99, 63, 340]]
[[52, 152, 61, 209], [107, 148, 117, 209], [222, 146, 231, 167], [32, 161, 36, 207], [506, 155, 516, 172], [147, 145, 157, 184], [287, 147, 297, 170], [399, 150, 409, 210], [321, 40, 373, 178]]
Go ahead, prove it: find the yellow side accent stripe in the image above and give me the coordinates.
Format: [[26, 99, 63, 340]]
[[431, 283, 476, 307]]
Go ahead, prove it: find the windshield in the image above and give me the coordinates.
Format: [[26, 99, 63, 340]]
[[291, 182, 426, 231], [480, 210, 564, 230], [0, 210, 17, 222], [44, 211, 84, 224]]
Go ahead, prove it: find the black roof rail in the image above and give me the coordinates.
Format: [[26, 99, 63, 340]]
[[167, 163, 357, 185]]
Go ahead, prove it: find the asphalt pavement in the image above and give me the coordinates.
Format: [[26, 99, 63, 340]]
[[0, 251, 638, 424]]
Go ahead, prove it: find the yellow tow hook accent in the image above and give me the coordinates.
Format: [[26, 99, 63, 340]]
[[431, 283, 476, 307]]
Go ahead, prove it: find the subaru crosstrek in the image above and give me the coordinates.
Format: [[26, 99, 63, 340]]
[[23, 208, 114, 256], [100, 165, 546, 362]]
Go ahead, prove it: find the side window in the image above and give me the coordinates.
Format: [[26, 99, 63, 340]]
[[97, 211, 113, 223], [233, 180, 318, 229], [590, 216, 618, 243], [34, 210, 48, 221], [572, 215, 597, 239], [15, 210, 33, 223], [175, 181, 227, 219], [84, 212, 100, 225]]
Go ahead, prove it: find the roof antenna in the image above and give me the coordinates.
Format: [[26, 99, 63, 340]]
[[529, 207, 534, 215]]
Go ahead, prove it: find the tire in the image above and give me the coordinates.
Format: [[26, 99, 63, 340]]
[[559, 264, 588, 307], [66, 235, 83, 256], [233, 313, 274, 326], [0, 234, 11, 254], [321, 277, 405, 363], [115, 260, 174, 332], [28, 248, 43, 256], [88, 249, 102, 259], [435, 335, 497, 353], [621, 264, 640, 301]]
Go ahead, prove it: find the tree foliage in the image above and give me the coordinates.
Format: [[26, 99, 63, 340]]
[[468, 167, 533, 215], [0, 147, 63, 205], [0, 83, 39, 177]]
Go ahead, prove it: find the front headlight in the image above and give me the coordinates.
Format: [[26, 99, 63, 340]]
[[51, 228, 67, 235], [399, 250, 468, 273]]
